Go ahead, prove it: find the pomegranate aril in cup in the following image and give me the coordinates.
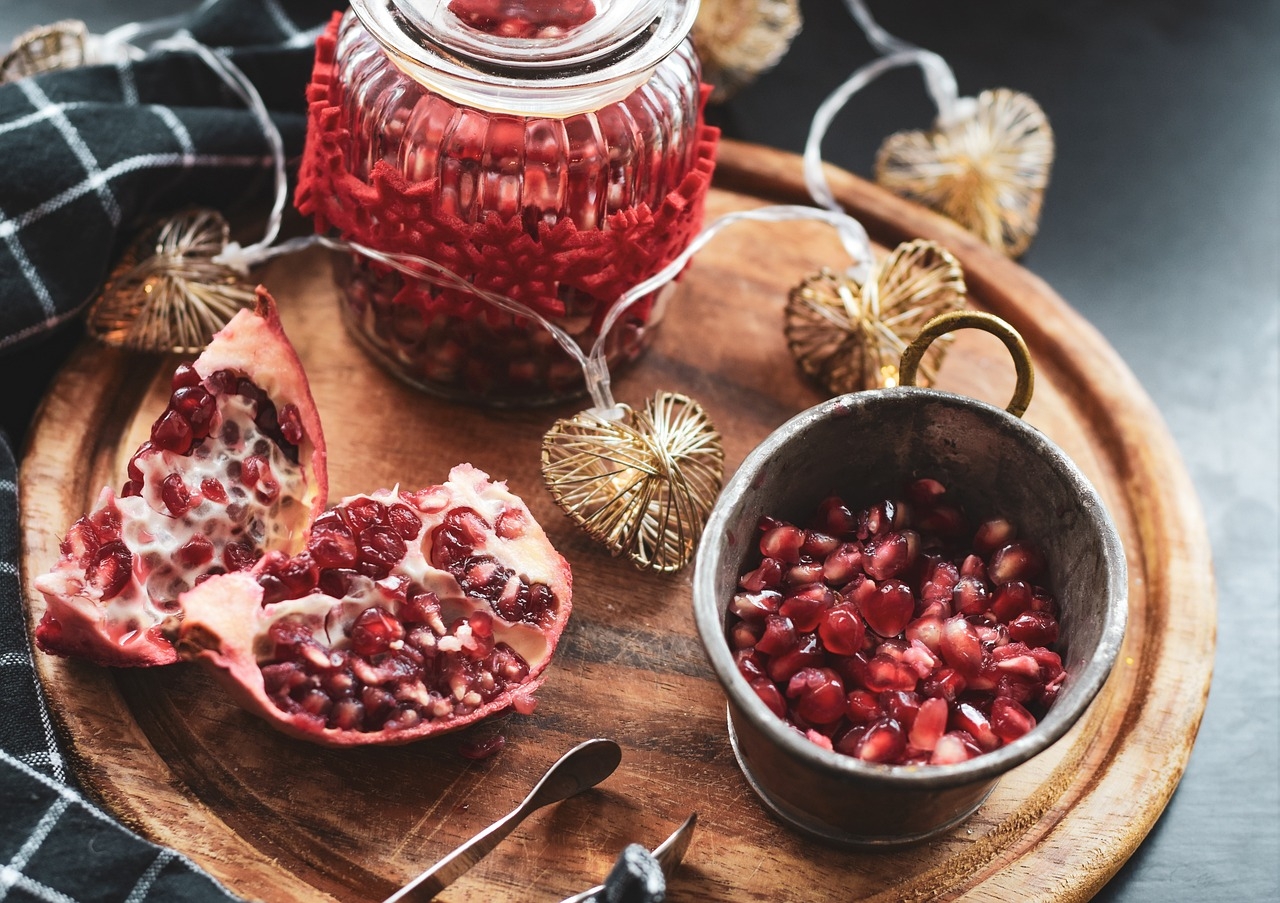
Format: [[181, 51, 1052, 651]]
[[35, 289, 327, 667], [726, 478, 1065, 768]]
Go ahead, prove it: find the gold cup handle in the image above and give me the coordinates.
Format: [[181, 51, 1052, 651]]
[[899, 310, 1036, 418]]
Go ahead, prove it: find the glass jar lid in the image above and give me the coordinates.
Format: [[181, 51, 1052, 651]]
[[350, 0, 699, 115]]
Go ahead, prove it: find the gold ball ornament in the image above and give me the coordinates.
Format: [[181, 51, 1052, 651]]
[[87, 209, 256, 354], [785, 239, 967, 394], [542, 392, 725, 573], [876, 89, 1054, 258], [694, 0, 802, 102]]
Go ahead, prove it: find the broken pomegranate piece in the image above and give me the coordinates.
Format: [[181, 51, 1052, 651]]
[[171, 465, 572, 746], [34, 288, 327, 667], [728, 478, 1064, 767]]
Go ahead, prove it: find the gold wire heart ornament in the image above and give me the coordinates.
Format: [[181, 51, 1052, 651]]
[[785, 239, 967, 394], [541, 392, 725, 573], [88, 209, 256, 354], [875, 89, 1054, 258]]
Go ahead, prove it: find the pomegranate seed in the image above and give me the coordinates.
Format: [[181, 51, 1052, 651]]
[[258, 553, 320, 605], [846, 689, 882, 724], [988, 541, 1046, 585], [759, 522, 804, 564], [387, 503, 422, 541], [881, 690, 921, 729], [906, 478, 947, 506], [730, 620, 763, 650], [905, 615, 944, 652], [755, 614, 798, 656], [990, 697, 1037, 744], [779, 584, 835, 633], [952, 702, 1000, 751], [60, 517, 100, 567], [909, 697, 948, 751], [959, 554, 986, 579], [818, 496, 857, 536], [175, 534, 215, 569], [786, 667, 847, 724], [921, 667, 966, 702], [736, 649, 767, 682], [87, 541, 132, 600], [973, 517, 1016, 556], [1008, 610, 1059, 646], [952, 575, 989, 616], [494, 507, 527, 540], [357, 526, 406, 579], [857, 578, 914, 637], [784, 561, 825, 586], [765, 633, 823, 684], [739, 558, 784, 592], [991, 581, 1033, 621], [939, 617, 985, 677], [801, 530, 839, 558], [278, 403, 304, 445], [160, 473, 196, 517], [920, 559, 959, 606], [818, 603, 865, 656], [822, 543, 863, 585], [171, 362, 201, 390], [930, 731, 981, 765], [150, 409, 193, 453], [864, 530, 920, 581], [861, 653, 920, 693], [310, 521, 358, 570], [730, 589, 782, 622], [223, 539, 259, 571], [855, 718, 907, 763], [172, 386, 216, 436], [200, 478, 228, 503]]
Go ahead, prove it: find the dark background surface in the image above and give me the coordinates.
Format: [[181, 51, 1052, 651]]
[[1, 0, 1276, 900]]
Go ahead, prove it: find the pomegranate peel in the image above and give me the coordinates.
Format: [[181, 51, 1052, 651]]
[[35, 287, 327, 667], [171, 469, 572, 746]]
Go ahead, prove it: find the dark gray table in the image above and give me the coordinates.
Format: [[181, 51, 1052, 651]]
[[2, 1, 1276, 900]]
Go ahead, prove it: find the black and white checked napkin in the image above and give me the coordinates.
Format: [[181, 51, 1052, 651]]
[[0, 3, 674, 900], [0, 2, 332, 900]]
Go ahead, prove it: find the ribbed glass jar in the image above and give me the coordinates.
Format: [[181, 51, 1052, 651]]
[[319, 0, 707, 405]]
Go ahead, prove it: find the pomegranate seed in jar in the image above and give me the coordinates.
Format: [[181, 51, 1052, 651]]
[[726, 478, 1063, 767]]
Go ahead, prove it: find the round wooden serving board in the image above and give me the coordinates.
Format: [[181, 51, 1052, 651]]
[[19, 141, 1215, 903]]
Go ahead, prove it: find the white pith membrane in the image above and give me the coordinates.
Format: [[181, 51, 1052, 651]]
[[36, 389, 309, 657]]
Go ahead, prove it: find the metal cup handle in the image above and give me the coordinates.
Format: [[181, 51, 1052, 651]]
[[899, 310, 1036, 418]]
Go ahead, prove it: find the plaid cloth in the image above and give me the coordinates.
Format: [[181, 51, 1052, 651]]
[[0, 2, 335, 901], [0, 3, 671, 901]]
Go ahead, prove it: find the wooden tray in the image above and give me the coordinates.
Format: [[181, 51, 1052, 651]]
[[19, 141, 1215, 902]]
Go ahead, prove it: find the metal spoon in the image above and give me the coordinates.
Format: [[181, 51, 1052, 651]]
[[384, 738, 623, 903], [557, 812, 699, 903]]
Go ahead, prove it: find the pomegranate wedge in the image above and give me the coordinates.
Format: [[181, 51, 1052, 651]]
[[35, 288, 327, 667], [171, 466, 572, 746]]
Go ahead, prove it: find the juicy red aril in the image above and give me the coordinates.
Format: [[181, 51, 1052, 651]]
[[349, 607, 406, 656], [175, 535, 215, 569], [818, 603, 865, 656], [988, 541, 1046, 585], [151, 410, 193, 453], [786, 667, 847, 724], [1008, 610, 1060, 646], [858, 579, 914, 637], [779, 584, 834, 633], [309, 520, 358, 569], [161, 473, 195, 517], [88, 541, 132, 600], [726, 478, 1064, 767], [759, 522, 804, 564], [356, 526, 406, 579]]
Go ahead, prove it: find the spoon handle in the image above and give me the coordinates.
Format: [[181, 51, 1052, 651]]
[[383, 739, 622, 903]]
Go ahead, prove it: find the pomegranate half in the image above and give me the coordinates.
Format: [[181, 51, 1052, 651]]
[[172, 466, 572, 746], [35, 288, 327, 667]]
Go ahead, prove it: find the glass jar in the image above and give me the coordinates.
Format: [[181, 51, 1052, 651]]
[[298, 0, 714, 405]]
